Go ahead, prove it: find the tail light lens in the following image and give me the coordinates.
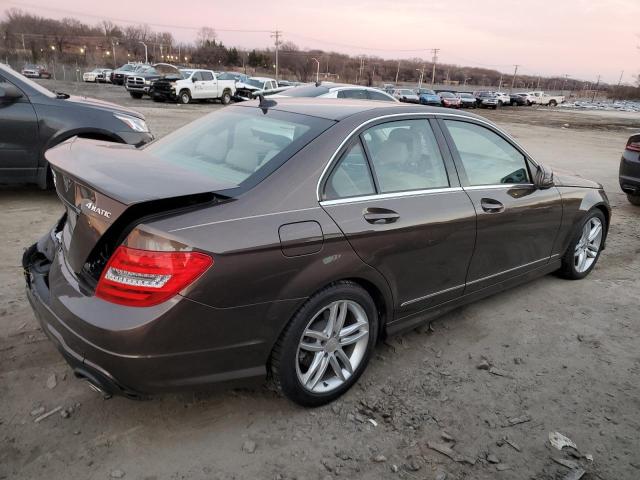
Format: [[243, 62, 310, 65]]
[[96, 246, 213, 307], [625, 140, 640, 152]]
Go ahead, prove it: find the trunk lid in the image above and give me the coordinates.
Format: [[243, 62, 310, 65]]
[[47, 138, 235, 275]]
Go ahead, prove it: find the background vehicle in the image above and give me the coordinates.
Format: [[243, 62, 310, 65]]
[[24, 98, 609, 407], [418, 89, 441, 106], [620, 133, 640, 205], [457, 92, 477, 108], [493, 92, 511, 106], [528, 91, 565, 106], [392, 88, 420, 103], [218, 71, 250, 84], [476, 91, 499, 108], [270, 83, 397, 102], [21, 64, 52, 79], [152, 69, 236, 104], [83, 68, 110, 82], [510, 93, 528, 106], [515, 92, 535, 105], [438, 91, 461, 108], [0, 63, 152, 188], [235, 76, 279, 99], [125, 63, 182, 99], [96, 69, 112, 83], [110, 63, 143, 85]]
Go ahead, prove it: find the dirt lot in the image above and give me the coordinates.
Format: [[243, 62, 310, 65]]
[[1, 80, 639, 480]]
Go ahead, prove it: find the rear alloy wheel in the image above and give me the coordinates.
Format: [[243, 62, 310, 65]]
[[627, 194, 640, 206], [558, 210, 605, 279], [271, 282, 378, 406], [179, 90, 191, 104]]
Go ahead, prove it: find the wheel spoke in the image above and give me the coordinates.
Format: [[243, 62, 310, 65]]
[[340, 329, 368, 347], [300, 341, 324, 352], [335, 348, 353, 375], [586, 244, 599, 258], [588, 223, 602, 242], [304, 329, 329, 342], [339, 320, 368, 338], [334, 302, 348, 337], [328, 354, 345, 381], [324, 303, 339, 337], [301, 352, 323, 385], [577, 251, 588, 272], [308, 355, 330, 390]]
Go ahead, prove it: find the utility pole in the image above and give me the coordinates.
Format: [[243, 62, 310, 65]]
[[498, 74, 503, 91], [395, 60, 400, 84], [617, 70, 624, 87], [111, 39, 118, 69], [271, 29, 282, 81], [591, 74, 601, 102], [561, 74, 568, 95], [311, 57, 320, 83], [139, 42, 148, 63], [430, 48, 439, 86], [510, 65, 519, 93], [536, 75, 540, 90]]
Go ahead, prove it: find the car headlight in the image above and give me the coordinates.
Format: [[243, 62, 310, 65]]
[[114, 114, 149, 133], [145, 79, 152, 85]]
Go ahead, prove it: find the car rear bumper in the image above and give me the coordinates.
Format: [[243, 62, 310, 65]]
[[619, 151, 640, 194], [23, 226, 297, 397]]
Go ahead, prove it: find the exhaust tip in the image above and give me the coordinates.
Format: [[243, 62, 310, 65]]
[[74, 369, 113, 399]]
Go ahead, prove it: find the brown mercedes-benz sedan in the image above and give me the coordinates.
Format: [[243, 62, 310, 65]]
[[24, 99, 610, 406]]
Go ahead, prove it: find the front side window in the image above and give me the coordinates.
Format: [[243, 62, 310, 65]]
[[362, 120, 449, 193], [337, 89, 367, 99], [444, 120, 529, 185], [324, 141, 375, 200], [192, 72, 204, 81], [367, 90, 393, 102]]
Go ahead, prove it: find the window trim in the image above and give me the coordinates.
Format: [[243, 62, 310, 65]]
[[320, 115, 456, 201], [315, 112, 538, 202], [437, 117, 534, 188]]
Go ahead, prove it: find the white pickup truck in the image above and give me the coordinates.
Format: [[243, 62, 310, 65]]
[[526, 91, 565, 106], [152, 69, 236, 104]]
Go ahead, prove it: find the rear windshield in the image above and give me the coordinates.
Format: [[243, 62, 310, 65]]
[[281, 85, 330, 97], [145, 107, 333, 192]]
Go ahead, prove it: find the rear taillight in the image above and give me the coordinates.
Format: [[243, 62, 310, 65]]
[[626, 141, 640, 152], [96, 246, 212, 307]]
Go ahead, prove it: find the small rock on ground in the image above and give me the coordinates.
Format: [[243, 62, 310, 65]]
[[242, 440, 257, 454], [110, 470, 125, 478]]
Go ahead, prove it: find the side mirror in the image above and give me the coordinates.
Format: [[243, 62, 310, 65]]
[[534, 164, 554, 189], [0, 84, 23, 102], [191, 76, 197, 83]]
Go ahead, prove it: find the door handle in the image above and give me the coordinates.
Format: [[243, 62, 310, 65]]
[[480, 198, 505, 213], [363, 208, 400, 224]]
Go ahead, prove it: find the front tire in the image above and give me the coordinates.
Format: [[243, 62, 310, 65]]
[[129, 92, 143, 99], [221, 91, 232, 105], [558, 210, 606, 280], [271, 282, 378, 407], [627, 194, 640, 206], [179, 90, 191, 104]]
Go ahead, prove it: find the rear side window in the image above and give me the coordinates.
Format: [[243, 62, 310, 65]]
[[337, 89, 367, 99], [367, 90, 393, 101], [201, 71, 214, 81], [324, 142, 375, 200], [444, 120, 529, 185], [362, 120, 449, 193], [146, 109, 333, 190]]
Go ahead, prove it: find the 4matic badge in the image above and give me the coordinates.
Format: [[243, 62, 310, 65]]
[[84, 201, 112, 219]]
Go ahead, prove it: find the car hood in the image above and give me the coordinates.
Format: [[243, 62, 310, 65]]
[[553, 171, 602, 189], [63, 95, 144, 119]]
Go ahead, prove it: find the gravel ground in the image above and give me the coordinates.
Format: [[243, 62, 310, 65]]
[[1, 80, 639, 480]]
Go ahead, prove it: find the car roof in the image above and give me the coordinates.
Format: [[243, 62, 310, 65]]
[[233, 97, 489, 122], [251, 76, 275, 82]]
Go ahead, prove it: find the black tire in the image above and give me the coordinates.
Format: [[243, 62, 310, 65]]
[[221, 91, 232, 105], [179, 90, 191, 104], [152, 96, 164, 103], [627, 194, 640, 206], [129, 92, 143, 99], [557, 209, 606, 280], [549, 100, 557, 107], [270, 281, 379, 407]]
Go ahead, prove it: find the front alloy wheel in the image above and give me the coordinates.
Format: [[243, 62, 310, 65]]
[[558, 210, 606, 279], [271, 282, 378, 406]]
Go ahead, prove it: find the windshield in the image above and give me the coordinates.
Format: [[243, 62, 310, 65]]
[[440, 92, 455, 98], [280, 85, 330, 97], [218, 72, 243, 81], [420, 89, 436, 95], [145, 107, 333, 191], [459, 93, 474, 98], [1, 64, 55, 98], [246, 78, 266, 88], [399, 90, 414, 95]]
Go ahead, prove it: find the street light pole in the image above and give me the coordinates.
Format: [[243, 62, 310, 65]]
[[139, 42, 148, 63], [111, 40, 118, 68], [311, 57, 320, 83]]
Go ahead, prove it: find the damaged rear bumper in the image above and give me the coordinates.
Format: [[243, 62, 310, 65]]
[[22, 222, 281, 399]]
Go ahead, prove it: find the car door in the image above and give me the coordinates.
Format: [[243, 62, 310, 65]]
[[439, 118, 562, 293], [320, 117, 477, 317], [0, 73, 39, 180], [200, 71, 216, 98], [191, 71, 204, 98]]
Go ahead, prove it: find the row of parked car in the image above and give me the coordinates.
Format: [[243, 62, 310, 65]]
[[389, 87, 565, 109]]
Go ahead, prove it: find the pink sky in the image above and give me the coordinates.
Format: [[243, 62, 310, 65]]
[[7, 0, 640, 83]]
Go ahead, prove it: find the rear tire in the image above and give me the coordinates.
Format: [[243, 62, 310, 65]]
[[557, 210, 606, 280], [627, 194, 640, 206], [271, 281, 378, 407], [129, 92, 143, 99]]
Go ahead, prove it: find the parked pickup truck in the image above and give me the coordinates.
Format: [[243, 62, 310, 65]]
[[152, 69, 236, 104], [125, 63, 182, 99], [527, 91, 565, 106]]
